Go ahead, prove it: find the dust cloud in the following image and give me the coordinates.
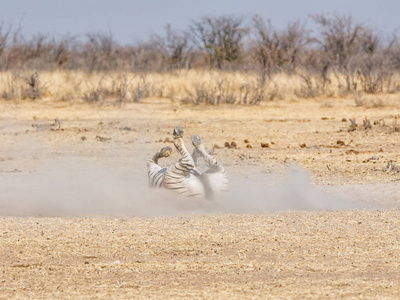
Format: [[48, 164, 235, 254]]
[[0, 156, 376, 217]]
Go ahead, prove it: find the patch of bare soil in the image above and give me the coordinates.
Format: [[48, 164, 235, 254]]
[[1, 98, 400, 298], [1, 213, 400, 299]]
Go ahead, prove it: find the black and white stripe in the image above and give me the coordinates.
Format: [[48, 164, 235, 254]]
[[147, 135, 229, 199]]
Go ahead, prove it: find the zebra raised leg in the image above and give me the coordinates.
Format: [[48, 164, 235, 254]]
[[191, 134, 229, 199], [163, 126, 205, 197], [147, 146, 172, 188]]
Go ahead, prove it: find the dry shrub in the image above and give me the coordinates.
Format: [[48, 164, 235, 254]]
[[180, 70, 270, 105], [295, 72, 330, 98], [190, 15, 247, 68], [2, 13, 400, 103], [353, 92, 394, 108], [1, 69, 400, 105], [0, 70, 44, 100]]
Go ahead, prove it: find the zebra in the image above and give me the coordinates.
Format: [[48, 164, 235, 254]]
[[147, 126, 229, 200]]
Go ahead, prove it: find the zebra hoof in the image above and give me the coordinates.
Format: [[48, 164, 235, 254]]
[[160, 146, 172, 158], [191, 134, 202, 148], [173, 126, 184, 139]]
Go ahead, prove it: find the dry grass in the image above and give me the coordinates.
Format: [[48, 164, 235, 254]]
[[2, 70, 400, 105]]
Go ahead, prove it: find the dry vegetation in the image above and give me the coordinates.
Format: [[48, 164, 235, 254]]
[[2, 69, 400, 106], [1, 13, 400, 105], [1, 13, 400, 299], [0, 69, 270, 104]]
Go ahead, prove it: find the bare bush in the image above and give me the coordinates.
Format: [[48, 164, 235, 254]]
[[132, 75, 151, 102], [1, 72, 20, 100], [190, 15, 247, 68], [152, 25, 192, 69], [82, 77, 105, 103], [183, 77, 237, 105], [182, 71, 267, 105], [250, 15, 308, 74], [310, 14, 371, 93], [311, 14, 363, 70], [0, 21, 13, 58], [27, 69, 40, 99], [115, 74, 128, 104], [184, 83, 216, 105], [355, 50, 400, 94], [84, 31, 116, 72], [1, 14, 400, 104]]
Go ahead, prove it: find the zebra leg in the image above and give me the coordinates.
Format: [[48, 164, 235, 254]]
[[163, 126, 204, 196], [147, 146, 172, 188], [191, 148, 201, 167], [191, 134, 223, 172], [166, 126, 195, 177], [151, 146, 172, 165], [192, 134, 229, 198]]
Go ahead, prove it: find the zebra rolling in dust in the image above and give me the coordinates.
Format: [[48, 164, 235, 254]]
[[147, 126, 229, 200]]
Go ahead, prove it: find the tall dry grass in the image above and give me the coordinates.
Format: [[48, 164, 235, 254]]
[[1, 69, 400, 105]]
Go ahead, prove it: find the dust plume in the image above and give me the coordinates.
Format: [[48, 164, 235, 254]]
[[217, 166, 377, 213], [0, 156, 377, 217]]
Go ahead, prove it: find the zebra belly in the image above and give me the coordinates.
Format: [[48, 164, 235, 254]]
[[163, 173, 205, 197]]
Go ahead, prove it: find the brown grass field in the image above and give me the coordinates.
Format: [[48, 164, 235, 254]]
[[1, 92, 400, 298]]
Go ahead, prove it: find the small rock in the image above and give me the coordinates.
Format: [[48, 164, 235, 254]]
[[364, 155, 379, 163], [261, 143, 269, 148], [345, 149, 359, 155], [337, 140, 345, 146], [96, 136, 111, 142], [246, 144, 252, 148]]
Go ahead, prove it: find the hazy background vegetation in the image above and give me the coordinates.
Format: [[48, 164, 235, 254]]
[[1, 13, 400, 104]]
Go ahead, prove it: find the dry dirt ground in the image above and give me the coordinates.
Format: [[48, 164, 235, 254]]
[[1, 97, 400, 299]]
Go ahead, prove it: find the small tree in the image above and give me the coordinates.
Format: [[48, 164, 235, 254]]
[[84, 31, 116, 71], [310, 14, 372, 92], [190, 15, 247, 68], [152, 24, 192, 69], [250, 15, 308, 74]]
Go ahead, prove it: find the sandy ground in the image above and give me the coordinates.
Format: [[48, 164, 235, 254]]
[[1, 97, 400, 298]]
